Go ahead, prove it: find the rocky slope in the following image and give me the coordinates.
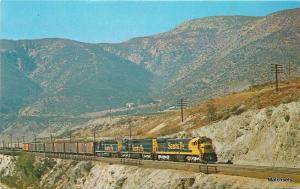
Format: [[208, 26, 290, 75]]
[[0, 155, 14, 189], [0, 155, 14, 177], [1, 154, 299, 189], [192, 101, 300, 168]]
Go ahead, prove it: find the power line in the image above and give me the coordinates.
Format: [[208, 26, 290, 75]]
[[176, 98, 188, 122], [9, 134, 12, 150], [271, 64, 283, 92], [287, 61, 297, 81], [69, 129, 72, 143], [93, 125, 97, 142], [17, 137, 20, 149]]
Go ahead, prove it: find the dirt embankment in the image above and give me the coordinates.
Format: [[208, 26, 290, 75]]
[[1, 154, 300, 189], [192, 101, 300, 168], [0, 155, 15, 189], [40, 159, 300, 189]]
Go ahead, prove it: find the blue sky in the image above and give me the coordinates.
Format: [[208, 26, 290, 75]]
[[1, 1, 299, 43]]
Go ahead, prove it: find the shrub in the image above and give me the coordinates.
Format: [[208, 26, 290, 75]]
[[83, 161, 93, 172], [207, 103, 217, 122], [284, 114, 290, 122], [1, 154, 56, 189]]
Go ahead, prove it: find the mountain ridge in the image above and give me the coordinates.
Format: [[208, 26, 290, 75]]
[[1, 8, 299, 119]]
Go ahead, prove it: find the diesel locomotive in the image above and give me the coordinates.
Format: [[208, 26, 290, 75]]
[[20, 137, 217, 163], [94, 137, 217, 162]]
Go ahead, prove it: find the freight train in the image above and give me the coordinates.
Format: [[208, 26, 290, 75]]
[[3, 137, 218, 163]]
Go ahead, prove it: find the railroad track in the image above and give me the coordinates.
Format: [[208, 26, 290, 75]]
[[1, 149, 299, 183]]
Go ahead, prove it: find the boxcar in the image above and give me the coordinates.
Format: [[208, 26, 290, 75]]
[[121, 139, 154, 159], [86, 142, 94, 155], [78, 142, 94, 155], [1, 143, 16, 149], [45, 143, 54, 153], [0, 142, 7, 149], [65, 142, 77, 154], [29, 143, 45, 152], [54, 143, 64, 153], [23, 143, 29, 151], [95, 140, 120, 157]]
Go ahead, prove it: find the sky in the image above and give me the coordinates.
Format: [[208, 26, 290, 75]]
[[1, 1, 300, 43]]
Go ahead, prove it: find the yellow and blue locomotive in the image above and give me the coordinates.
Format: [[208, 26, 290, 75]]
[[95, 137, 217, 163]]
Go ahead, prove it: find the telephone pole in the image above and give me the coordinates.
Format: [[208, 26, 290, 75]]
[[288, 62, 291, 80], [93, 126, 96, 142], [108, 96, 112, 121], [69, 129, 72, 143], [129, 124, 132, 139], [177, 99, 188, 122], [48, 120, 52, 143], [271, 64, 283, 92], [34, 134, 37, 151], [287, 62, 296, 81], [126, 106, 132, 139], [9, 134, 13, 150], [17, 137, 20, 148]]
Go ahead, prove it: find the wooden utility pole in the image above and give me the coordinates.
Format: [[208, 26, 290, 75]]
[[93, 126, 96, 142], [271, 64, 283, 92], [69, 129, 72, 143], [288, 62, 291, 80], [127, 106, 132, 139], [34, 134, 37, 151], [129, 125, 131, 139], [108, 96, 112, 121], [177, 99, 188, 122], [17, 137, 20, 148], [9, 134, 13, 150], [287, 61, 296, 81]]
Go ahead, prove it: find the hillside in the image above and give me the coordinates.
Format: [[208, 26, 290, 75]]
[[67, 80, 300, 168], [0, 39, 154, 116], [0, 8, 300, 136], [101, 8, 300, 102], [69, 79, 300, 139]]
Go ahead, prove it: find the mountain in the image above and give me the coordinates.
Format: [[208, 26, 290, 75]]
[[101, 8, 300, 101], [0, 8, 299, 129], [0, 39, 154, 116]]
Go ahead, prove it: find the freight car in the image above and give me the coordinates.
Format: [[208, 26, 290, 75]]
[[24, 142, 94, 156], [54, 143, 64, 153], [45, 143, 54, 153], [78, 142, 94, 154], [65, 142, 77, 154], [0, 142, 22, 150], [28, 143, 45, 152]]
